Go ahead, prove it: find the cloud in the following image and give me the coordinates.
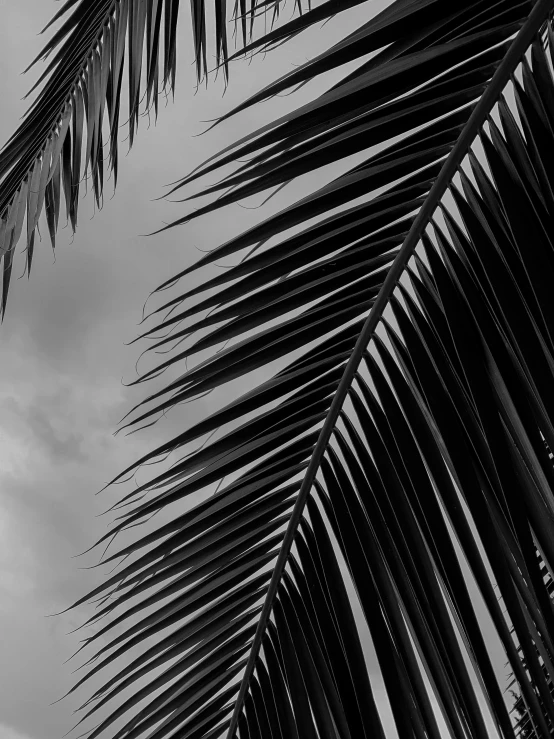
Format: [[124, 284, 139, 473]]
[[0, 725, 37, 739], [2, 391, 86, 466]]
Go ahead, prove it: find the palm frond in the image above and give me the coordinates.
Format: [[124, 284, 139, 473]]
[[68, 0, 554, 737], [0, 0, 305, 316]]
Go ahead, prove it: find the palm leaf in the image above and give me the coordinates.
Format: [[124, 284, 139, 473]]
[[0, 0, 301, 316], [65, 0, 554, 737]]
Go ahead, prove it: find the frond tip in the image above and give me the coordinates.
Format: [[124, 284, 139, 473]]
[[0, 0, 298, 316], [0, 0, 183, 314]]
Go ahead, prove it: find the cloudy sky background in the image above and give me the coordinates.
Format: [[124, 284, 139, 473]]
[[0, 1, 513, 738]]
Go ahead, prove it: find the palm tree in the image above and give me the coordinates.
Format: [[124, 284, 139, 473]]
[[4, 0, 554, 736]]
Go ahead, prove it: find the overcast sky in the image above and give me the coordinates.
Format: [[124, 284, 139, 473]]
[[0, 2, 517, 738], [0, 2, 394, 738]]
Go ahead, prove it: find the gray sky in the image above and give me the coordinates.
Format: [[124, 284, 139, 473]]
[[0, 1, 388, 738]]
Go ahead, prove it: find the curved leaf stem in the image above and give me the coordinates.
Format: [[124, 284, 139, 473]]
[[226, 0, 554, 735]]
